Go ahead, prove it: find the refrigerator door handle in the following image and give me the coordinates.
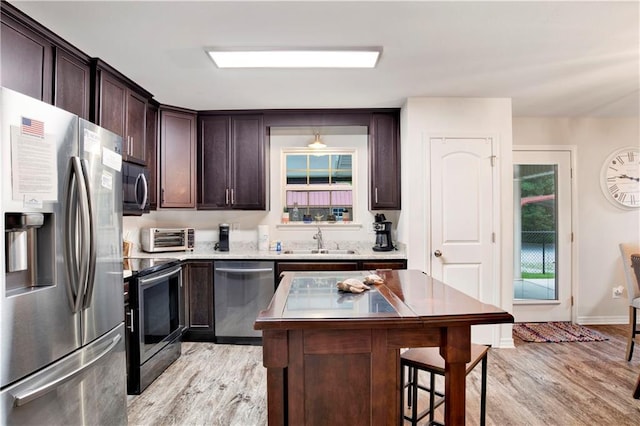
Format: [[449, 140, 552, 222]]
[[73, 157, 91, 312], [64, 157, 83, 312], [79, 159, 96, 309], [134, 172, 148, 210], [11, 334, 122, 407]]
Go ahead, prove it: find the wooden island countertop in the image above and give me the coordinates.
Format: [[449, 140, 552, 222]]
[[254, 269, 514, 426]]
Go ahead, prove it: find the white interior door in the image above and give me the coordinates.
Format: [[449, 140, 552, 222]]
[[512, 149, 573, 322], [430, 137, 495, 343]]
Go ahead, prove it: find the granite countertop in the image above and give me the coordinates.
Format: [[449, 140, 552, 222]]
[[126, 242, 406, 262]]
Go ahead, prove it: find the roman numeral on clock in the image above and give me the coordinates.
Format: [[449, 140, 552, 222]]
[[629, 151, 636, 162], [616, 156, 625, 165], [609, 184, 619, 194]]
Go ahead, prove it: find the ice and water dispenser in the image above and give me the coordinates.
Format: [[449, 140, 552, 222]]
[[4, 212, 53, 292]]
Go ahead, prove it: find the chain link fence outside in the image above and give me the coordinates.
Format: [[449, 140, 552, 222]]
[[520, 231, 556, 275]]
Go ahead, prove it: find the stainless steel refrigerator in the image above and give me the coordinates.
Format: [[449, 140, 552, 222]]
[[0, 88, 127, 424]]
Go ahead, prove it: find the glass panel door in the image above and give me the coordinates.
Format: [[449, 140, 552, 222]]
[[513, 149, 573, 322], [514, 164, 558, 300]]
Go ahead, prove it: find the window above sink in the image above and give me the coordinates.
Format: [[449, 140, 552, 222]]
[[282, 148, 356, 225]]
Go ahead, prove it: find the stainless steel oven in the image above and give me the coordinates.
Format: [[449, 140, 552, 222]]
[[126, 260, 183, 394]]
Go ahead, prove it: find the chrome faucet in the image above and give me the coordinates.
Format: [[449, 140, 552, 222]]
[[313, 226, 324, 251]]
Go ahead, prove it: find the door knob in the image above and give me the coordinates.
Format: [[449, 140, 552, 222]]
[[434, 250, 442, 257]]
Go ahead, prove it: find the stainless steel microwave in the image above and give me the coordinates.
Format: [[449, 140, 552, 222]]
[[122, 161, 149, 216], [140, 228, 195, 252]]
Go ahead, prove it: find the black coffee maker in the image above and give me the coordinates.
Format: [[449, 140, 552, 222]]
[[372, 214, 393, 251], [216, 223, 230, 251]]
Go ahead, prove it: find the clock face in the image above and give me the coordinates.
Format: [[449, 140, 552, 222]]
[[601, 147, 640, 209]]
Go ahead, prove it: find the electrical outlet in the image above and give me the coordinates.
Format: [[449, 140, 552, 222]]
[[612, 286, 624, 299]]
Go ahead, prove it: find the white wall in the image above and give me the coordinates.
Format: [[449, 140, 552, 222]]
[[400, 97, 514, 347], [513, 117, 640, 324]]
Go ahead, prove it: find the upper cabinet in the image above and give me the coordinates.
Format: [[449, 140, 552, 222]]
[[54, 48, 91, 119], [91, 59, 152, 165], [159, 107, 197, 208], [198, 114, 266, 210], [369, 112, 401, 210], [0, 10, 52, 103], [146, 101, 159, 210], [1, 3, 90, 118]]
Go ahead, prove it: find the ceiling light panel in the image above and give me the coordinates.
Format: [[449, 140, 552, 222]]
[[207, 49, 381, 69]]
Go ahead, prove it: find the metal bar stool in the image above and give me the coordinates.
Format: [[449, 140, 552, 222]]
[[400, 344, 489, 426]]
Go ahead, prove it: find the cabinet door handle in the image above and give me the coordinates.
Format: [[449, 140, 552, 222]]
[[127, 308, 134, 332], [161, 188, 165, 204], [375, 187, 378, 204], [231, 189, 235, 205], [225, 188, 229, 205]]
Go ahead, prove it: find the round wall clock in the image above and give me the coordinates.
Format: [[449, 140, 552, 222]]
[[600, 146, 640, 209]]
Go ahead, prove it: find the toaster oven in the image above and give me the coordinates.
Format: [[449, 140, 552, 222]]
[[140, 228, 195, 252]]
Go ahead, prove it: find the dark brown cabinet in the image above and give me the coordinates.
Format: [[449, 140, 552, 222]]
[[97, 72, 126, 135], [198, 114, 266, 210], [54, 48, 91, 119], [0, 10, 53, 103], [159, 107, 197, 208], [145, 102, 159, 210], [1, 3, 92, 119], [369, 112, 401, 210], [92, 59, 151, 165], [360, 261, 407, 271], [276, 259, 406, 278], [183, 261, 215, 340], [276, 262, 360, 277], [126, 90, 147, 163]]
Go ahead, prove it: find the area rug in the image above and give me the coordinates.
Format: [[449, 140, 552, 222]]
[[513, 322, 609, 343]]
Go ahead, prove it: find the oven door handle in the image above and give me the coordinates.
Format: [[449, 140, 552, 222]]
[[138, 265, 182, 286], [214, 267, 274, 274]]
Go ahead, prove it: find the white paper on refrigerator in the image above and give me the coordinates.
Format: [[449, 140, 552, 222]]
[[10, 126, 57, 202]]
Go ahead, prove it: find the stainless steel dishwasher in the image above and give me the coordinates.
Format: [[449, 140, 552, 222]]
[[213, 261, 275, 344]]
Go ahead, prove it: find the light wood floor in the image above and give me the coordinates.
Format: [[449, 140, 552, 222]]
[[127, 325, 640, 425]]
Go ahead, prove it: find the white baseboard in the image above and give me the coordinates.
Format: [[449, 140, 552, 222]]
[[498, 337, 515, 349], [575, 315, 628, 325]]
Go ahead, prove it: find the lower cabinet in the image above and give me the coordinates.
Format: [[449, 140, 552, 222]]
[[276, 261, 359, 277], [182, 259, 406, 342], [276, 259, 406, 280], [360, 261, 407, 271], [183, 261, 215, 341]]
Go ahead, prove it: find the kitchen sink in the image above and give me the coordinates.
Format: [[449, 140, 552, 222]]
[[283, 249, 357, 255]]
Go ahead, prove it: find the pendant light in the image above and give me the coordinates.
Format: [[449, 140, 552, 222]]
[[308, 134, 326, 149]]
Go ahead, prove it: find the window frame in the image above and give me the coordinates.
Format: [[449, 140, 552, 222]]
[[281, 147, 357, 225]]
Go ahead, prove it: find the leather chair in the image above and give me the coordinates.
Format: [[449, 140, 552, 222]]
[[400, 344, 489, 426], [619, 243, 640, 361]]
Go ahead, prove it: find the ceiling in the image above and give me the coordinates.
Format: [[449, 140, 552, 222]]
[[9, 1, 640, 117]]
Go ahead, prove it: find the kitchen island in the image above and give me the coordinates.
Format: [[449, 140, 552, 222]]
[[254, 269, 514, 426]]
